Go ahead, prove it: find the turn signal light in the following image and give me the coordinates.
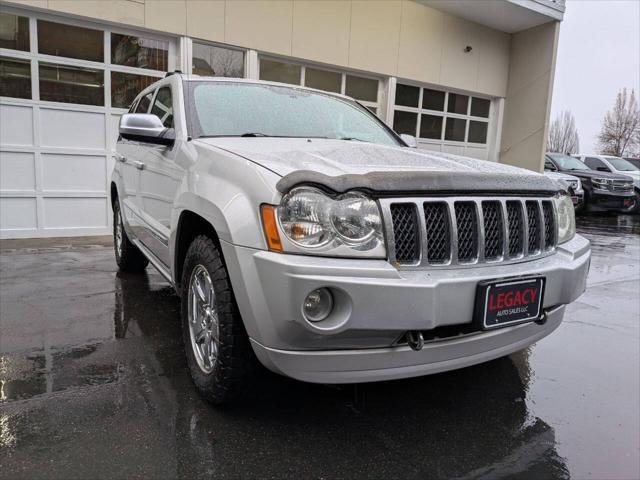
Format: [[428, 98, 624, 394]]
[[260, 204, 283, 252]]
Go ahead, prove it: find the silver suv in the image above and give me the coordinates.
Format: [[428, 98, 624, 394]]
[[111, 74, 591, 404]]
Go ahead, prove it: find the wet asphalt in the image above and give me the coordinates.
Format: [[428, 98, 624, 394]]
[[0, 215, 638, 480]]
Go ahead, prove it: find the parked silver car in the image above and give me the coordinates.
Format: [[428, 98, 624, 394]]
[[110, 74, 591, 404]]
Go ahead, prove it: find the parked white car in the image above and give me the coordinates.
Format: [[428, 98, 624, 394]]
[[544, 171, 584, 210]]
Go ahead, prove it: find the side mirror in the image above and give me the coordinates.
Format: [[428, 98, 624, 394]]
[[596, 166, 611, 172], [400, 133, 418, 148], [119, 113, 175, 146]]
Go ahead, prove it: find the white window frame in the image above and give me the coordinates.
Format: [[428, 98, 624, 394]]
[[257, 55, 384, 117], [0, 5, 177, 112]]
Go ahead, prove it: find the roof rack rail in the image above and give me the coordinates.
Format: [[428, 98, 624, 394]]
[[165, 70, 183, 78]]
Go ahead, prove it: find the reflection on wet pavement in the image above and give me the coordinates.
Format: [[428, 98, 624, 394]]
[[0, 215, 638, 479]]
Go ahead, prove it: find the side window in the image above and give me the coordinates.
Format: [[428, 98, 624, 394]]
[[135, 92, 154, 113], [150, 87, 173, 128], [128, 99, 139, 113], [585, 157, 605, 170], [544, 158, 556, 170]]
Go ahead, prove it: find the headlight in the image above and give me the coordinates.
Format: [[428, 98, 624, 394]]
[[592, 178, 610, 190], [274, 187, 385, 257], [554, 193, 576, 244]]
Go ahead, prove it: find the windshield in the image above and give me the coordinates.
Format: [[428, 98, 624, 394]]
[[547, 153, 590, 171], [605, 156, 639, 171], [186, 82, 400, 146]]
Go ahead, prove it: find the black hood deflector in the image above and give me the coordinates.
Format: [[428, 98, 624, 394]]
[[276, 170, 560, 196]]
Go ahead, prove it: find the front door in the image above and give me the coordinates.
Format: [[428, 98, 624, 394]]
[[138, 86, 181, 267]]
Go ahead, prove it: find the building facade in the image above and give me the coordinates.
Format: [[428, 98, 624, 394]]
[[0, 0, 565, 238]]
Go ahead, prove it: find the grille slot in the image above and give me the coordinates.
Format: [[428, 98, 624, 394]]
[[482, 201, 504, 260], [423, 202, 450, 263], [387, 196, 555, 268], [526, 201, 541, 254], [454, 202, 478, 262], [506, 201, 524, 257], [390, 204, 420, 263], [542, 201, 555, 250]]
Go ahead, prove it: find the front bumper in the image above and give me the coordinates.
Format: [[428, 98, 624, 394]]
[[590, 189, 635, 211], [221, 235, 590, 383]]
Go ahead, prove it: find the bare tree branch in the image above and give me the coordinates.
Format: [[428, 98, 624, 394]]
[[597, 88, 640, 157], [547, 110, 580, 154]]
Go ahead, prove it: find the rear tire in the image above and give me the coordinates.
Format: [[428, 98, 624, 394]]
[[113, 198, 149, 272], [180, 235, 256, 405]]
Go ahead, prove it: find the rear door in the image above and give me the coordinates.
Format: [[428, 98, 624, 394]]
[[137, 84, 182, 266]]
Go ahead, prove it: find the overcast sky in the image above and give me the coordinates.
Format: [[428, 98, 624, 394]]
[[550, 0, 640, 153]]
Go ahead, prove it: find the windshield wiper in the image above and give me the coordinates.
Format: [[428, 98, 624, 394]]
[[240, 132, 271, 137], [340, 136, 370, 143]]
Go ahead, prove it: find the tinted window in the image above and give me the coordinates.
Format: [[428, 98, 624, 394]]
[[544, 158, 557, 170], [188, 82, 399, 146], [305, 67, 341, 93], [419, 114, 442, 139], [150, 87, 173, 128], [470, 97, 490, 118], [111, 33, 169, 71], [136, 92, 154, 113], [111, 72, 157, 109], [39, 63, 104, 105], [605, 156, 639, 171], [468, 120, 488, 144], [393, 111, 417, 136], [0, 13, 30, 51], [584, 157, 605, 169], [395, 84, 419, 108], [259, 59, 301, 85], [0, 57, 31, 99], [38, 20, 103, 62], [345, 75, 378, 102], [192, 43, 244, 77], [422, 88, 445, 111], [447, 93, 468, 114], [444, 117, 466, 141]]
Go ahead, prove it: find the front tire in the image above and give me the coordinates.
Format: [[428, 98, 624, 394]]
[[180, 235, 256, 405], [113, 198, 148, 272]]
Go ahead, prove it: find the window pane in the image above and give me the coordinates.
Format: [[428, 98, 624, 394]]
[[150, 87, 173, 128], [468, 120, 487, 143], [192, 43, 244, 77], [136, 92, 154, 113], [259, 59, 301, 85], [395, 84, 419, 107], [304, 67, 341, 93], [0, 13, 30, 51], [367, 106, 377, 115], [39, 63, 104, 106], [38, 20, 103, 62], [447, 93, 468, 114], [393, 110, 417, 136], [345, 75, 378, 102], [470, 97, 490, 118], [444, 117, 466, 141], [0, 57, 31, 99], [111, 72, 157, 109], [422, 88, 445, 111], [419, 114, 443, 139], [111, 33, 169, 71]]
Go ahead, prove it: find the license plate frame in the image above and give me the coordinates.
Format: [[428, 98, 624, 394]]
[[474, 276, 545, 330]]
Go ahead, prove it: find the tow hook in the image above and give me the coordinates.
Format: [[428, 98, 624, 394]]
[[407, 331, 424, 351], [536, 310, 548, 325]]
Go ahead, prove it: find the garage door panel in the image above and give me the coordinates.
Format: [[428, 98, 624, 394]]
[[442, 144, 465, 156], [43, 197, 107, 228], [0, 151, 36, 191], [0, 104, 34, 146], [42, 154, 107, 192], [0, 197, 37, 230], [465, 146, 488, 160], [40, 108, 106, 150], [109, 114, 122, 151]]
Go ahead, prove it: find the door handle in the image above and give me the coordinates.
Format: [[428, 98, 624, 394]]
[[114, 154, 127, 163], [132, 160, 146, 170]]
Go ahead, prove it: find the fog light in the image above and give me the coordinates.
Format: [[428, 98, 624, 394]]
[[303, 288, 333, 322]]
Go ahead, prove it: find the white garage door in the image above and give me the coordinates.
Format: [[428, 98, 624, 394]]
[[391, 82, 496, 161], [0, 8, 174, 238]]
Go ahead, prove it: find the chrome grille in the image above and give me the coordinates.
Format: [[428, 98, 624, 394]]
[[384, 196, 556, 269], [423, 203, 450, 263], [455, 202, 478, 262], [390, 204, 419, 263]]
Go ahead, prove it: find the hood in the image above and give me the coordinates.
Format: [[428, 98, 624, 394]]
[[197, 138, 558, 194], [544, 171, 579, 182], [559, 168, 635, 181]]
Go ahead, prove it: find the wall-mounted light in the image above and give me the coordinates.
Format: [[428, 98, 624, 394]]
[[464, 46, 473, 53]]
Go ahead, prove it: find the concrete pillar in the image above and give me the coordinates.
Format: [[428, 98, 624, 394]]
[[499, 21, 560, 172]]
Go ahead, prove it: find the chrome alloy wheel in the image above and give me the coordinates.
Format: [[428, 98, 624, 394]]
[[114, 207, 123, 258], [188, 265, 220, 374]]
